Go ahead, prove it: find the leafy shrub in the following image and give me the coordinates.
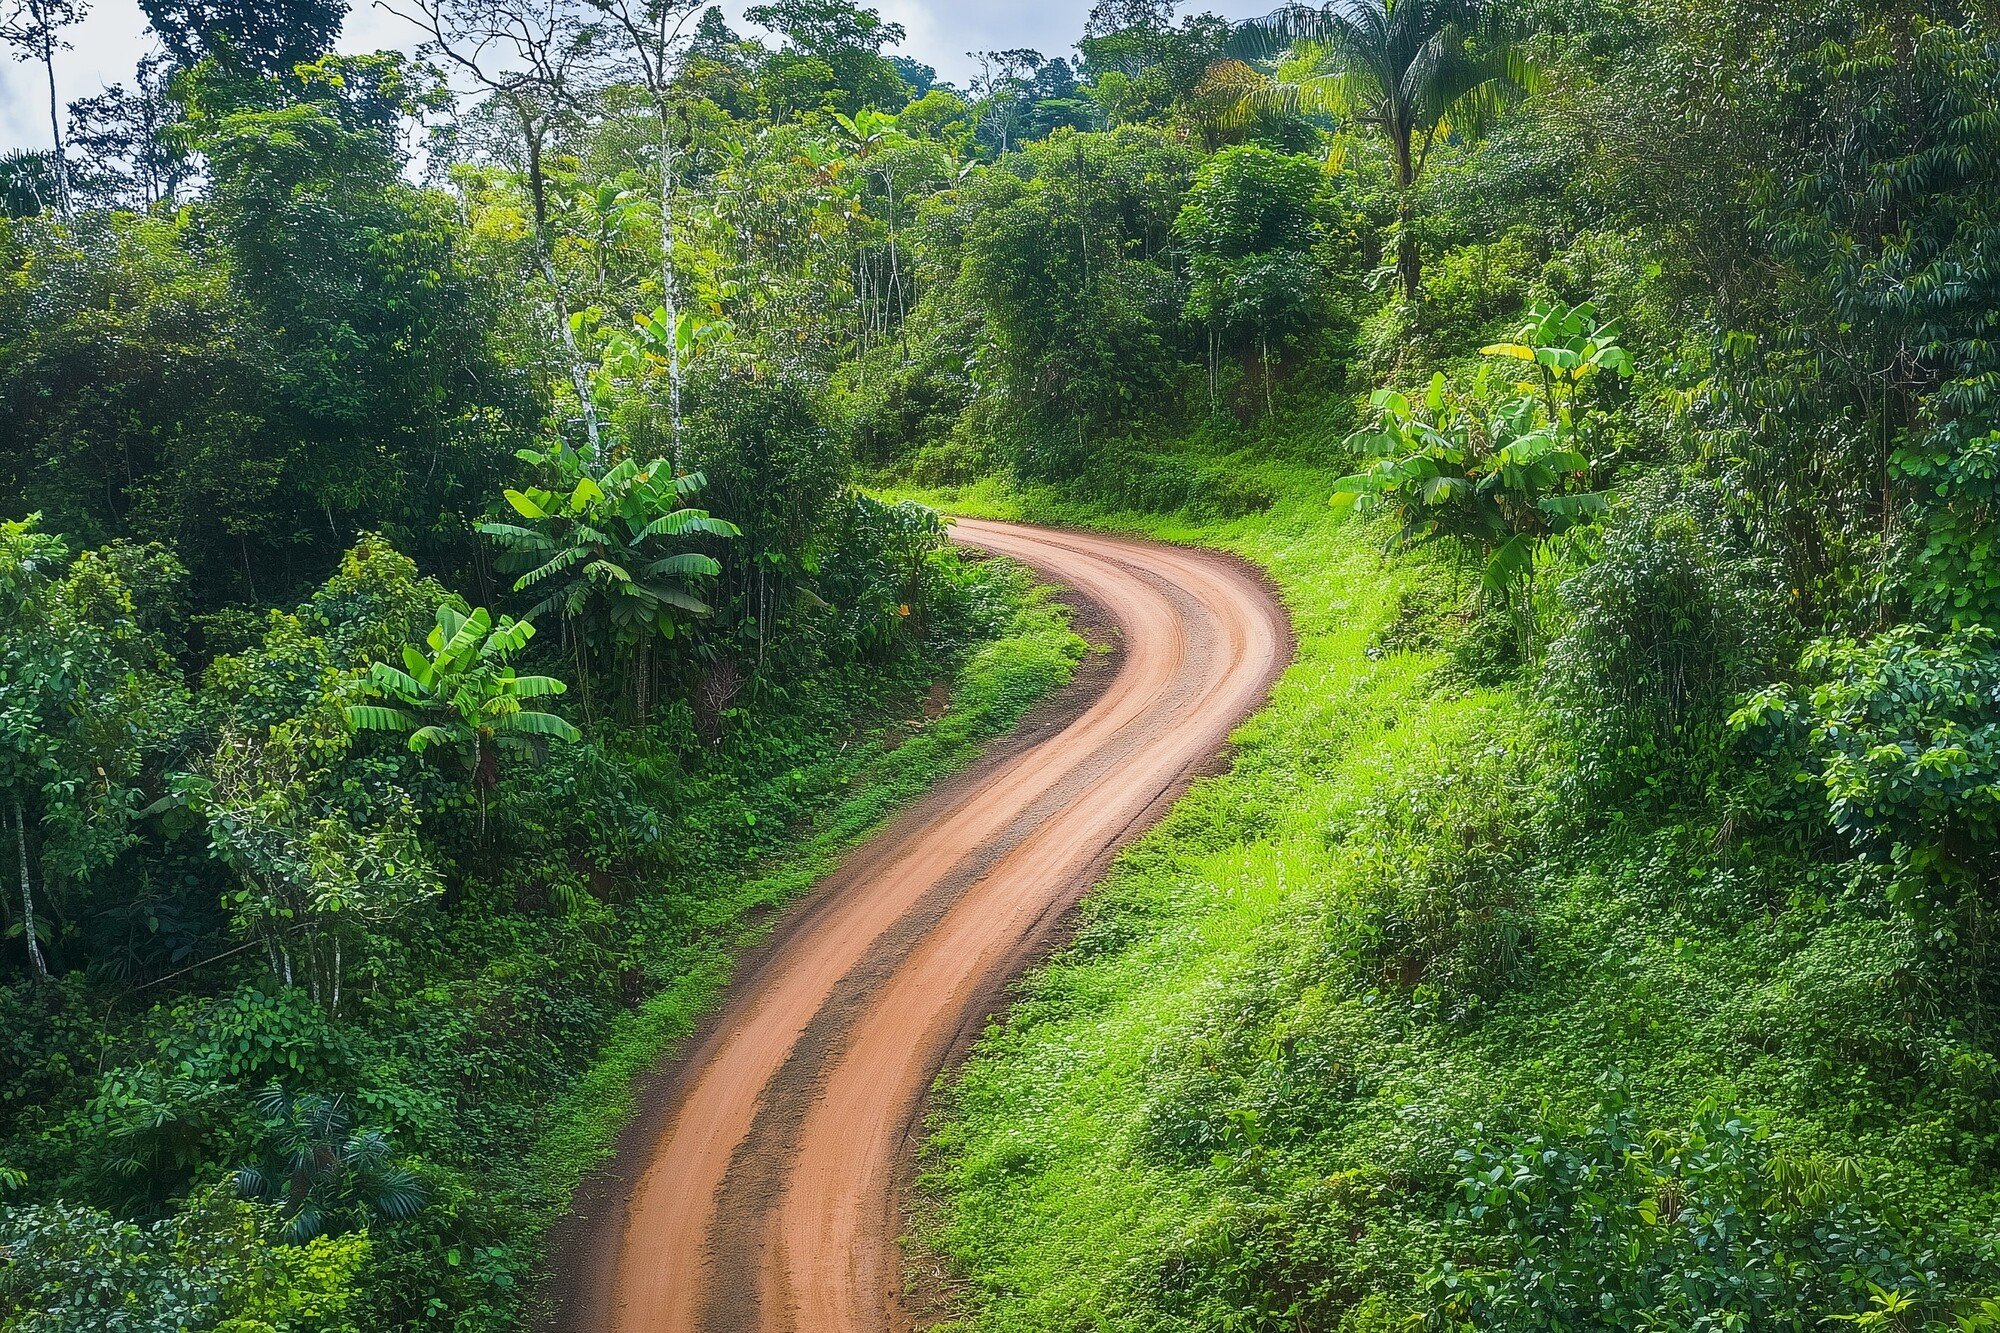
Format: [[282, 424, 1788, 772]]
[[840, 299, 982, 469], [1545, 476, 1788, 806], [0, 1185, 367, 1332], [1132, 1172, 1400, 1332], [1734, 624, 2000, 945], [1336, 734, 1542, 1018], [1425, 1088, 1953, 1332], [1420, 231, 1538, 343], [813, 495, 952, 658]]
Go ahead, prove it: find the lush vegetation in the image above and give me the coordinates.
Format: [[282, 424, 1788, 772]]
[[897, 2, 1999, 1331], [0, 2, 1111, 1325], [5, 0, 2000, 1327]]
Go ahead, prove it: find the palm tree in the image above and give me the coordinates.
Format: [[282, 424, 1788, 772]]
[[234, 1088, 425, 1243], [1227, 0, 1534, 303], [478, 444, 739, 721], [346, 603, 580, 797]]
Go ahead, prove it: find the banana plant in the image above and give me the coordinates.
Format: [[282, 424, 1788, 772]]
[[1480, 300, 1634, 450], [345, 603, 578, 794], [1334, 367, 1606, 596], [478, 443, 740, 721]]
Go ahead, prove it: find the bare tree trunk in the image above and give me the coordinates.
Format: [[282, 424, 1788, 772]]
[[539, 247, 604, 453], [15, 799, 47, 980], [1394, 133, 1421, 304], [1261, 333, 1274, 419], [659, 109, 683, 471], [40, 45, 69, 217], [525, 125, 603, 452]]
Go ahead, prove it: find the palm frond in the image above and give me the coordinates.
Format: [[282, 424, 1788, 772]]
[[1228, 3, 1348, 59]]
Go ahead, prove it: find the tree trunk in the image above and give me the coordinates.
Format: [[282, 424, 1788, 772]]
[[41, 45, 69, 218], [525, 117, 603, 452], [1393, 130, 1421, 304], [659, 107, 684, 471], [15, 799, 47, 980], [1261, 333, 1274, 419]]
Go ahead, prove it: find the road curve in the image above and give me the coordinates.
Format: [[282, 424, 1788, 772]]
[[561, 519, 1291, 1333]]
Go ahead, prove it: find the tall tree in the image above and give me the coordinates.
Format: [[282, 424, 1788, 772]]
[[385, 0, 610, 449], [1085, 0, 1176, 39], [743, 0, 908, 116], [1229, 0, 1533, 302], [68, 54, 192, 209], [0, 0, 88, 216], [588, 0, 704, 463], [137, 0, 345, 76]]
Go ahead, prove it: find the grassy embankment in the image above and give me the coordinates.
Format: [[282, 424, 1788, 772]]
[[897, 443, 1996, 1328]]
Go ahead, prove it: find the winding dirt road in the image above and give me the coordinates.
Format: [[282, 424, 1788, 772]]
[[555, 520, 1291, 1333]]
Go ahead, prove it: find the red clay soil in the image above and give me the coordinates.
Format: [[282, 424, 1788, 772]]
[[551, 520, 1293, 1333]]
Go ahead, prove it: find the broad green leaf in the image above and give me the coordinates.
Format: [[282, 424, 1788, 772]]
[[504, 490, 549, 520], [345, 704, 414, 733]]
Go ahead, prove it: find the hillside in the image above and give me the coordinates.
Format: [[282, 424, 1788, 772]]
[[3, 0, 1999, 1329]]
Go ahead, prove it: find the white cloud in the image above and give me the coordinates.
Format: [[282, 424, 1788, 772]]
[[0, 0, 1277, 151]]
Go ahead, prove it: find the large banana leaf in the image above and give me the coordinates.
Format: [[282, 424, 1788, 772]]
[[345, 704, 415, 732]]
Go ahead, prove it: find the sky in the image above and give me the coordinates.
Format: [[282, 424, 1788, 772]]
[[0, 0, 1278, 152]]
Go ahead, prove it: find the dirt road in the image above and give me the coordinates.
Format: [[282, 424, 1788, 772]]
[[556, 520, 1291, 1333]]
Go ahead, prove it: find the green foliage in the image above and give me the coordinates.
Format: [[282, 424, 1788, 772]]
[[0, 1184, 367, 1332], [1336, 726, 1542, 1018], [1735, 625, 2000, 940], [1545, 478, 1787, 805], [137, 0, 345, 76], [233, 1088, 424, 1244], [1227, 0, 1537, 301], [0, 113, 536, 610], [347, 604, 579, 793], [0, 516, 186, 980], [1755, 18, 2000, 626], [1334, 303, 1629, 619], [1176, 143, 1346, 416], [743, 0, 913, 118], [1427, 1088, 1941, 1331], [480, 444, 739, 718], [12, 0, 2000, 1326], [197, 718, 440, 1011], [813, 494, 948, 655], [948, 126, 1202, 477], [678, 367, 846, 646]]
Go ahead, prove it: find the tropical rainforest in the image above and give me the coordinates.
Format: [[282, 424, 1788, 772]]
[[1, 0, 1998, 1328]]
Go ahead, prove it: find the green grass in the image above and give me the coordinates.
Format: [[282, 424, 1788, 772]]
[[897, 459, 2000, 1330]]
